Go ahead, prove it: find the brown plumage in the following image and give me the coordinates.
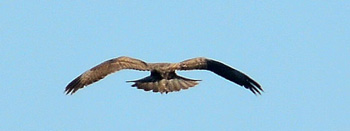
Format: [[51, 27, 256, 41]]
[[65, 56, 263, 95]]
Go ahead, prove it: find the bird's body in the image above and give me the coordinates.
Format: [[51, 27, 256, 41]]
[[65, 56, 263, 95]]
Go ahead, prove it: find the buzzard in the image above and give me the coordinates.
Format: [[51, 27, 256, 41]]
[[65, 56, 263, 95]]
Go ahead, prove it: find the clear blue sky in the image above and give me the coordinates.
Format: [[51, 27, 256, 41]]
[[1, 1, 349, 130]]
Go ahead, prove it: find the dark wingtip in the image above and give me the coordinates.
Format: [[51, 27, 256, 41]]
[[205, 59, 263, 95], [245, 80, 263, 95], [244, 77, 264, 95], [65, 76, 84, 95]]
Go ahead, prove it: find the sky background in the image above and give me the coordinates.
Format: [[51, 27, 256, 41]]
[[1, 1, 349, 131]]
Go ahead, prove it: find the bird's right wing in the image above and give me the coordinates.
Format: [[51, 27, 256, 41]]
[[65, 56, 149, 95], [178, 57, 263, 95]]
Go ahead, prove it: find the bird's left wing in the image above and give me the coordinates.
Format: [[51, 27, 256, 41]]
[[65, 56, 149, 95], [177, 57, 263, 95]]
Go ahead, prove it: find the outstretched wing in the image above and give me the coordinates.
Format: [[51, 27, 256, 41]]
[[65, 56, 149, 95], [178, 57, 263, 95]]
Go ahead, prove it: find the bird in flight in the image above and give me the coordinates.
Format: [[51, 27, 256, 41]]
[[65, 56, 263, 95]]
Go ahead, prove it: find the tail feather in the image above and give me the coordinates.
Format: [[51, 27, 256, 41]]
[[172, 79, 182, 91], [127, 75, 200, 94]]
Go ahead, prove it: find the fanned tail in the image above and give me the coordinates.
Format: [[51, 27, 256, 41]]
[[127, 75, 200, 94]]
